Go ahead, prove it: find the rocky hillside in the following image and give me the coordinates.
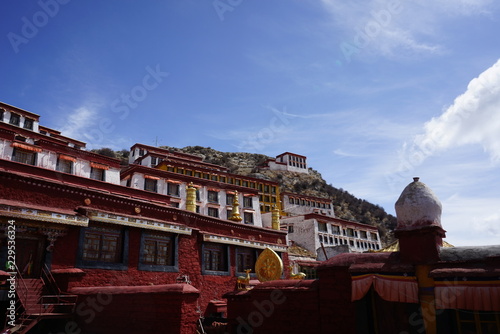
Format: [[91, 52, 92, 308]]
[[94, 145, 397, 245], [159, 146, 397, 245]]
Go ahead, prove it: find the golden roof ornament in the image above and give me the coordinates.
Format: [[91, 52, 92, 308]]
[[255, 247, 283, 282], [186, 182, 197, 213], [229, 191, 243, 222], [271, 205, 280, 230]]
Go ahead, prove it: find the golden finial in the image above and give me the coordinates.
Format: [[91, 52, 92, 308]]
[[186, 182, 197, 213], [229, 191, 243, 222], [271, 205, 280, 230]]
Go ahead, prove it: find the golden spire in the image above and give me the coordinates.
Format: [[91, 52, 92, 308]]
[[271, 205, 280, 230], [229, 191, 243, 222], [186, 182, 197, 213]]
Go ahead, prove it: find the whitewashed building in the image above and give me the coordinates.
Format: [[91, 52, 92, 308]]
[[260, 152, 309, 174], [282, 213, 382, 256], [0, 102, 121, 183]]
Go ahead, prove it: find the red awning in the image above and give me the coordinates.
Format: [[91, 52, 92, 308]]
[[167, 179, 183, 184], [435, 280, 500, 311], [59, 154, 77, 162], [352, 274, 419, 304], [11, 142, 42, 152], [145, 175, 160, 180], [90, 162, 109, 170]]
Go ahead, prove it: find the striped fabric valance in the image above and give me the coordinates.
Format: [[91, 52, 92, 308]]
[[352, 274, 419, 303]]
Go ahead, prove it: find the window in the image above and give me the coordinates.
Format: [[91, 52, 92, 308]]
[[346, 228, 355, 237], [90, 167, 105, 181], [271, 186, 276, 194], [289, 198, 294, 204], [177, 168, 184, 174], [56, 158, 73, 174], [194, 172, 201, 178], [150, 157, 158, 166], [185, 170, 193, 176], [0, 109, 4, 121], [242, 181, 248, 187], [196, 189, 201, 202], [79, 226, 128, 269], [264, 185, 269, 193], [170, 202, 180, 208], [203, 243, 228, 274], [243, 197, 253, 208], [9, 113, 20, 126], [167, 166, 175, 172], [211, 175, 218, 181], [144, 178, 158, 192], [208, 207, 219, 218], [167, 183, 180, 197], [288, 225, 294, 233], [139, 232, 176, 271], [12, 148, 36, 165], [208, 191, 219, 203], [319, 235, 323, 243], [244, 212, 253, 225], [331, 225, 340, 235], [23, 118, 34, 130], [220, 176, 226, 183], [203, 173, 210, 179], [226, 194, 234, 206], [235, 179, 241, 186], [139, 149, 145, 156], [318, 222, 327, 232], [370, 232, 378, 241], [360, 231, 368, 239], [271, 196, 277, 203], [236, 247, 257, 273], [456, 310, 500, 333]]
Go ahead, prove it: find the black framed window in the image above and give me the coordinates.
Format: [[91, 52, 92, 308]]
[[244, 212, 254, 225], [56, 158, 73, 174], [0, 109, 4, 122], [138, 232, 177, 272], [203, 243, 229, 275], [12, 148, 37, 165], [236, 247, 257, 273], [144, 178, 158, 192], [23, 118, 34, 130], [167, 183, 180, 196], [78, 225, 128, 270], [318, 222, 327, 232], [243, 197, 253, 208], [90, 167, 105, 181], [208, 207, 219, 218], [226, 194, 234, 205], [9, 113, 20, 126], [208, 190, 218, 203]]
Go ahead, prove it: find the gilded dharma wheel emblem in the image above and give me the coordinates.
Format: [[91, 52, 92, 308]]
[[255, 247, 283, 282]]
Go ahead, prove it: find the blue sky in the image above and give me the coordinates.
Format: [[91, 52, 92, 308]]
[[1, 0, 500, 246]]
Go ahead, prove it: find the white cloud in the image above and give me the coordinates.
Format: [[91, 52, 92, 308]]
[[413, 58, 500, 162], [59, 106, 97, 139], [320, 0, 494, 59], [441, 195, 500, 246]]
